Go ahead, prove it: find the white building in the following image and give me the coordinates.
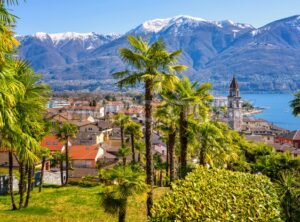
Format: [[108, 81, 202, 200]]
[[104, 101, 124, 114]]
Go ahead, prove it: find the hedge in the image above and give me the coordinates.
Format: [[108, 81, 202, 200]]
[[151, 166, 282, 221]]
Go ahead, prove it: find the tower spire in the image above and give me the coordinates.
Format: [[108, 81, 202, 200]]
[[228, 75, 242, 131], [229, 75, 240, 97]]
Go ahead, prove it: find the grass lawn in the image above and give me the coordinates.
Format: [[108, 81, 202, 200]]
[[0, 185, 168, 222]]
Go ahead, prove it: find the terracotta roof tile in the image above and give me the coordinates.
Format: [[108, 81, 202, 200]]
[[41, 135, 64, 152], [70, 144, 99, 160]]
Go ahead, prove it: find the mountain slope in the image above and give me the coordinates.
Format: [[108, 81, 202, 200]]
[[17, 15, 300, 92], [203, 15, 300, 91]]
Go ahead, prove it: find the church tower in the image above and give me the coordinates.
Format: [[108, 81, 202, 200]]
[[228, 76, 243, 131]]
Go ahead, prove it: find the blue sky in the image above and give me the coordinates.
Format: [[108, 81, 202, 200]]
[[10, 0, 300, 35]]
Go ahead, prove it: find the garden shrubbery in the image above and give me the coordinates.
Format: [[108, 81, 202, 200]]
[[151, 166, 282, 221]]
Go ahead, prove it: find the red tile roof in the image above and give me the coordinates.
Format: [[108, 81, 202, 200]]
[[41, 135, 64, 152], [69, 144, 99, 160]]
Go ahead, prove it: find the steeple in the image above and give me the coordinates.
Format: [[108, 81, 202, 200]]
[[229, 75, 240, 97], [228, 75, 242, 131]]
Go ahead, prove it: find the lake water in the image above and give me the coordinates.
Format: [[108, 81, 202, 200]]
[[242, 94, 300, 131]]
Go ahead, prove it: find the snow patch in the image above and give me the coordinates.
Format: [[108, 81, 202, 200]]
[[135, 15, 253, 33], [34, 32, 50, 40]]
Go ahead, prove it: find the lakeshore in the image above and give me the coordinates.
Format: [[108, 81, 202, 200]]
[[242, 93, 300, 131], [243, 107, 264, 116]]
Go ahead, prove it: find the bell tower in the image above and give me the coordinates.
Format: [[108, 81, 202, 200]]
[[228, 76, 242, 131]]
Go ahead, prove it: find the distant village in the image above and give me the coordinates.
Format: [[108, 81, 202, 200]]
[[1, 77, 297, 184]]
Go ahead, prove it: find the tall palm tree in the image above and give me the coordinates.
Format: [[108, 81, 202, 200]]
[[113, 36, 186, 216], [101, 165, 147, 222], [0, 1, 49, 210], [125, 120, 142, 163], [162, 77, 213, 178], [55, 122, 78, 185], [290, 90, 300, 116], [113, 113, 131, 146], [39, 147, 51, 192], [13, 60, 50, 208], [134, 140, 145, 163], [153, 153, 165, 187], [52, 151, 65, 185], [155, 104, 178, 182]]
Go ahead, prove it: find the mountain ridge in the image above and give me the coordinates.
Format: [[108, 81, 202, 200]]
[[17, 15, 300, 92]]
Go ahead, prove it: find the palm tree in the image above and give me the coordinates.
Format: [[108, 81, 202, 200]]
[[117, 145, 131, 166], [135, 140, 145, 163], [155, 104, 178, 182], [113, 36, 186, 216], [113, 113, 131, 146], [55, 122, 78, 185], [39, 147, 51, 192], [52, 151, 65, 185], [290, 90, 300, 116], [3, 60, 49, 209], [162, 77, 213, 178], [125, 120, 142, 163], [0, 4, 23, 209], [100, 165, 147, 222], [0, 0, 20, 67], [275, 171, 300, 221], [153, 153, 165, 187], [0, 1, 49, 210], [189, 120, 225, 166]]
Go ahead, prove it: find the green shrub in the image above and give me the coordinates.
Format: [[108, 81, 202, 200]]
[[151, 166, 282, 221]]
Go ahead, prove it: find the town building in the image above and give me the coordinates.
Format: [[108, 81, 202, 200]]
[[48, 99, 70, 109], [61, 105, 105, 119], [69, 144, 116, 168], [104, 101, 125, 114], [275, 130, 300, 149], [212, 96, 228, 107]]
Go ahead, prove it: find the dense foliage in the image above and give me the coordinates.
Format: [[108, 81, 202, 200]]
[[151, 167, 281, 221]]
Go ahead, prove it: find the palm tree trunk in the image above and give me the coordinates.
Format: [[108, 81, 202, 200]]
[[145, 79, 153, 217], [153, 170, 157, 186], [122, 157, 126, 166], [18, 161, 25, 209], [169, 131, 176, 183], [8, 151, 17, 210], [39, 157, 45, 192], [131, 133, 135, 163], [159, 169, 163, 187], [65, 140, 69, 185], [24, 166, 32, 208], [166, 140, 169, 178], [60, 156, 64, 185], [118, 200, 127, 222], [179, 108, 188, 178]]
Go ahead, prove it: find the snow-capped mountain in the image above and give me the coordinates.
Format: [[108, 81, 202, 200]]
[[18, 32, 119, 71], [17, 15, 300, 92], [203, 15, 300, 91], [130, 16, 253, 34]]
